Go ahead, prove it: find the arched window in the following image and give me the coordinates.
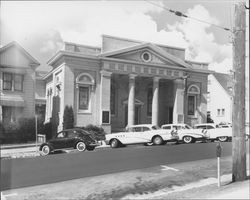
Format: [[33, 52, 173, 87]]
[[187, 84, 200, 116], [76, 73, 95, 112]]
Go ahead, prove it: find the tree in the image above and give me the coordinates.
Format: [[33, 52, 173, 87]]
[[63, 105, 74, 129]]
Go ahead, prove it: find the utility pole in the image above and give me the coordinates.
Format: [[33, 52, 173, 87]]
[[232, 2, 246, 182]]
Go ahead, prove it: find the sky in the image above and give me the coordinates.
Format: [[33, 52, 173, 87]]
[[0, 0, 249, 74]]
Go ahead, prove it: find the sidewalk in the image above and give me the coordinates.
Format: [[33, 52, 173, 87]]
[[1, 155, 249, 200], [0, 141, 110, 159]]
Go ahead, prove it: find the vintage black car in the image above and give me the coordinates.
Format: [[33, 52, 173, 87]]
[[40, 128, 100, 155]]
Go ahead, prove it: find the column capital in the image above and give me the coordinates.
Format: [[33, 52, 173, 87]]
[[129, 74, 137, 80], [100, 70, 112, 77], [153, 76, 161, 82]]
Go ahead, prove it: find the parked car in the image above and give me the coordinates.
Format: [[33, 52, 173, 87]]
[[40, 128, 100, 155], [194, 123, 231, 142], [161, 123, 208, 144], [105, 124, 179, 148], [193, 123, 219, 130]]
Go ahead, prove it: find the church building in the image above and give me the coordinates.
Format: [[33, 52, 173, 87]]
[[44, 35, 211, 133]]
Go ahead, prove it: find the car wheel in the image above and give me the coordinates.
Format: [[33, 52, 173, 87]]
[[87, 146, 95, 151], [76, 141, 87, 152], [110, 139, 119, 148], [183, 136, 193, 144], [153, 136, 163, 145], [218, 136, 228, 142], [41, 145, 51, 156], [144, 142, 154, 146]]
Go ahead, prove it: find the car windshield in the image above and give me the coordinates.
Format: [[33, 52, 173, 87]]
[[152, 126, 159, 130], [185, 125, 192, 129]]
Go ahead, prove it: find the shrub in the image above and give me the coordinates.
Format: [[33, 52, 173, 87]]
[[2, 121, 22, 143], [63, 105, 74, 129], [77, 124, 106, 141], [18, 117, 36, 142], [42, 122, 53, 140]]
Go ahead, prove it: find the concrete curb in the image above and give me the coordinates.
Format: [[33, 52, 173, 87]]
[[0, 143, 42, 150]]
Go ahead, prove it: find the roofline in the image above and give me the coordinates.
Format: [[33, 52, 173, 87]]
[[185, 60, 210, 65], [102, 34, 185, 51], [0, 41, 40, 66], [64, 41, 101, 50], [47, 50, 99, 66], [100, 43, 192, 69]]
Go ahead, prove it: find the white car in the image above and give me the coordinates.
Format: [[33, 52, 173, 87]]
[[161, 123, 208, 144], [105, 124, 179, 148], [194, 123, 231, 142]]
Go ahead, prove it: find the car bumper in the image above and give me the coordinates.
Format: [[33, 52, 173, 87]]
[[88, 142, 101, 147]]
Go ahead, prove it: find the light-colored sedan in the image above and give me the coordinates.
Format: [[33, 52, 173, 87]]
[[194, 123, 231, 142], [161, 123, 208, 144], [105, 124, 179, 148]]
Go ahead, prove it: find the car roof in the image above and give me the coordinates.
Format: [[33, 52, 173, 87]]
[[161, 124, 187, 126], [194, 123, 217, 126], [128, 124, 154, 128]]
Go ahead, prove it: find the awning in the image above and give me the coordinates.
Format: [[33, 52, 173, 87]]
[[0, 99, 25, 107]]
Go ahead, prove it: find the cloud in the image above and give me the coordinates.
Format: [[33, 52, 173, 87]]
[[209, 58, 232, 74], [1, 1, 233, 74]]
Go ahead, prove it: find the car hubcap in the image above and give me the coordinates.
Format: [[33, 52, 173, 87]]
[[42, 146, 49, 154], [77, 142, 86, 151], [111, 140, 117, 147], [154, 137, 162, 145], [219, 137, 227, 142], [184, 137, 192, 143]]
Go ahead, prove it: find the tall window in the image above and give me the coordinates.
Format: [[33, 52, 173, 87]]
[[79, 87, 89, 110], [147, 87, 152, 116], [3, 73, 23, 91], [187, 95, 195, 115], [187, 84, 200, 116], [76, 73, 94, 112]]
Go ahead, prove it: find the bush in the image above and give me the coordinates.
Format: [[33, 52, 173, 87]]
[[42, 122, 53, 140], [63, 105, 74, 129], [18, 118, 36, 142], [1, 121, 20, 143], [77, 124, 106, 141]]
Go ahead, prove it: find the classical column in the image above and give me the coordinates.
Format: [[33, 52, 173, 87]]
[[127, 74, 137, 126], [100, 70, 112, 133], [152, 77, 160, 126], [173, 79, 185, 123], [0, 106, 2, 122]]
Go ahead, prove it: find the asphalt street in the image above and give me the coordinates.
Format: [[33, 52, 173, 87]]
[[1, 142, 232, 191]]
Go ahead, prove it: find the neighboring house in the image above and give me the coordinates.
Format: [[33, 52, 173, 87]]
[[207, 72, 233, 124], [0, 41, 46, 124], [207, 72, 249, 125], [44, 35, 212, 133]]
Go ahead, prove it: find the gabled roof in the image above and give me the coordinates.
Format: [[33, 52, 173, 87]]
[[213, 72, 233, 96], [0, 41, 40, 66], [100, 43, 193, 69]]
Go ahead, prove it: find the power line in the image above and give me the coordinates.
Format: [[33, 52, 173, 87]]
[[145, 0, 232, 32]]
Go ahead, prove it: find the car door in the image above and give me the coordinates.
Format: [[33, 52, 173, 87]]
[[50, 131, 68, 149], [66, 130, 78, 148], [126, 127, 143, 144]]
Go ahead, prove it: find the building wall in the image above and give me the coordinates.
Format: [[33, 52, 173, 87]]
[[207, 74, 232, 124], [0, 46, 38, 122]]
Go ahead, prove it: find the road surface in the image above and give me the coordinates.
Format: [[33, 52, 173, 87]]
[[1, 142, 232, 190]]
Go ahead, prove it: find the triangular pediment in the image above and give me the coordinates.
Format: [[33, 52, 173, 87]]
[[0, 42, 40, 68], [116, 48, 177, 65], [100, 43, 192, 69]]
